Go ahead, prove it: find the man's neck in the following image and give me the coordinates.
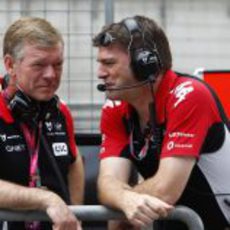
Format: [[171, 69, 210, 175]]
[[128, 87, 152, 132], [130, 74, 163, 131]]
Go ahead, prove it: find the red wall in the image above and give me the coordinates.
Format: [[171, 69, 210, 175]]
[[203, 71, 230, 119]]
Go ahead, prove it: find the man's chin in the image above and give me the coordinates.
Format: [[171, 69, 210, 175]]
[[106, 92, 121, 101], [31, 94, 54, 102]]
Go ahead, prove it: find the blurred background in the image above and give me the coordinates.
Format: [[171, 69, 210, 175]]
[[0, 0, 229, 133]]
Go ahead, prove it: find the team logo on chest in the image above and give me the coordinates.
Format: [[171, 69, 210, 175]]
[[45, 122, 53, 132], [52, 142, 68, 156], [0, 134, 7, 142]]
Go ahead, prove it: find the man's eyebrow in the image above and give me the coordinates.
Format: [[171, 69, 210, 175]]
[[97, 57, 114, 63]]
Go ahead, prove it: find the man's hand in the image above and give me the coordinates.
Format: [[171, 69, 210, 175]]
[[45, 192, 82, 230], [120, 190, 173, 228]]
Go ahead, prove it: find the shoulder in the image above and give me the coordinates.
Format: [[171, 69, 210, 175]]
[[59, 100, 73, 119], [102, 99, 128, 111], [57, 100, 77, 157], [0, 93, 14, 123], [101, 99, 129, 118], [58, 100, 75, 131], [100, 99, 130, 134], [169, 76, 216, 110], [165, 75, 221, 130], [59, 99, 70, 112]]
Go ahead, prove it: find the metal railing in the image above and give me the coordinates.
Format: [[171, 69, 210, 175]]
[[0, 205, 204, 230]]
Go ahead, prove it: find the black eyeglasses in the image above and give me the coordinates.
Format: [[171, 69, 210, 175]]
[[97, 32, 116, 46]]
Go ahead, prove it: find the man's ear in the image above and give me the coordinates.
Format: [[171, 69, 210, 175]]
[[3, 54, 17, 94], [4, 54, 16, 77]]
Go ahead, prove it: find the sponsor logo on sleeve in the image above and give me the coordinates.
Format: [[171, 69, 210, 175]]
[[168, 132, 195, 138], [171, 81, 194, 108], [167, 141, 193, 151], [103, 100, 121, 109]]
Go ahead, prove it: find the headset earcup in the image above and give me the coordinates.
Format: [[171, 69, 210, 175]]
[[131, 48, 160, 82], [9, 91, 59, 123], [9, 91, 40, 123]]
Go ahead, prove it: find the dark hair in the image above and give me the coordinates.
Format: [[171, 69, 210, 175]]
[[93, 15, 172, 72]]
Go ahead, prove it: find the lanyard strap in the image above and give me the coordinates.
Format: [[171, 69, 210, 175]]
[[130, 128, 151, 161], [21, 123, 42, 187], [21, 123, 43, 230]]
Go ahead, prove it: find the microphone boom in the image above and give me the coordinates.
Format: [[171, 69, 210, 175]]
[[97, 84, 107, 92], [97, 77, 153, 92]]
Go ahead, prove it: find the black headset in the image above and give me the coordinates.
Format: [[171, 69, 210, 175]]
[[9, 90, 60, 124], [3, 78, 70, 203], [122, 17, 162, 82], [9, 90, 71, 203], [2, 74, 10, 90]]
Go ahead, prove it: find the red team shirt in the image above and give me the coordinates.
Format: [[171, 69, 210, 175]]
[[100, 70, 222, 159], [99, 70, 230, 229]]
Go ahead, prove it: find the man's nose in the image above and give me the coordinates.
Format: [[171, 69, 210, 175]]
[[43, 65, 56, 78], [97, 64, 108, 79]]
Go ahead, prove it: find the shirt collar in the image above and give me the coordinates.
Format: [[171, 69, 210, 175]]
[[155, 70, 178, 123], [0, 92, 14, 123]]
